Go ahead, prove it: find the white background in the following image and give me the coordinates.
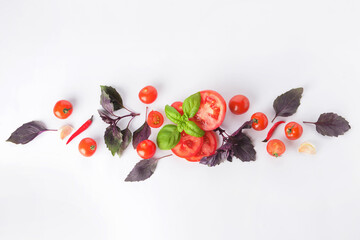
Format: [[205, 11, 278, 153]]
[[1, 0, 360, 239]]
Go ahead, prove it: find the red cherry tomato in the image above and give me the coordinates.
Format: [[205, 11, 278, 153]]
[[171, 132, 203, 158], [147, 111, 164, 128], [186, 131, 217, 162], [78, 138, 97, 157], [251, 112, 268, 131], [171, 101, 184, 115], [229, 95, 250, 115], [266, 139, 286, 157], [136, 140, 156, 159], [139, 86, 157, 104], [53, 100, 73, 119], [284, 122, 303, 140], [191, 90, 227, 131]]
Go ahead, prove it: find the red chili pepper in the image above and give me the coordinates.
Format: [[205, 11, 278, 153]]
[[262, 120, 285, 142], [66, 116, 93, 144]]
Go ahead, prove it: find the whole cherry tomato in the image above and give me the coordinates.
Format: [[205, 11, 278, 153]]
[[229, 95, 250, 115], [266, 139, 286, 157], [251, 112, 268, 131], [171, 101, 184, 115], [136, 139, 156, 159], [147, 111, 164, 128], [78, 138, 97, 157], [284, 122, 303, 140], [139, 86, 157, 104], [53, 100, 73, 119]]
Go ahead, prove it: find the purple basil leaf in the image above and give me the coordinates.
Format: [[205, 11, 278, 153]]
[[100, 85, 123, 111], [229, 133, 256, 162], [272, 87, 303, 122], [98, 109, 115, 124], [125, 158, 159, 182], [132, 121, 151, 149], [118, 128, 132, 157], [231, 120, 253, 138], [104, 125, 123, 156], [200, 142, 232, 167], [6, 121, 52, 144], [304, 112, 351, 137], [100, 90, 115, 114]]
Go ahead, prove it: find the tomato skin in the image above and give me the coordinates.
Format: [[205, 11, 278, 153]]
[[139, 86, 158, 104], [251, 112, 268, 131], [136, 140, 156, 159], [171, 101, 184, 115], [186, 131, 217, 162], [266, 139, 286, 157], [284, 122, 303, 140], [229, 95, 250, 115], [171, 132, 203, 158], [147, 111, 164, 128], [53, 100, 73, 119], [78, 138, 97, 157], [192, 90, 227, 131]]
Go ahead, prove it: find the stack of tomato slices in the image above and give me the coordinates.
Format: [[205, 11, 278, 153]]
[[171, 90, 226, 162]]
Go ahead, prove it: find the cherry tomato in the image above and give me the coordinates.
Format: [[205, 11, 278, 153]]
[[186, 131, 217, 162], [171, 132, 203, 158], [229, 95, 249, 115], [251, 112, 268, 131], [136, 140, 156, 159], [284, 122, 303, 140], [78, 138, 97, 157], [139, 86, 157, 104], [147, 111, 164, 128], [171, 101, 184, 115], [266, 139, 286, 157], [191, 90, 227, 131], [53, 100, 73, 119]]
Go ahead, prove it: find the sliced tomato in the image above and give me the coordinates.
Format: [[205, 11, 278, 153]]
[[191, 90, 227, 131], [186, 131, 217, 162], [171, 132, 203, 158], [147, 110, 164, 128], [171, 101, 184, 115]]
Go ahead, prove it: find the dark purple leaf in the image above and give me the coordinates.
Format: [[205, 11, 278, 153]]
[[231, 120, 253, 138], [100, 85, 123, 111], [132, 121, 151, 149], [118, 128, 132, 156], [98, 109, 115, 124], [6, 121, 53, 144], [100, 91, 115, 114], [104, 125, 122, 156], [200, 143, 232, 167], [229, 133, 256, 162], [304, 112, 351, 137], [272, 87, 303, 122]]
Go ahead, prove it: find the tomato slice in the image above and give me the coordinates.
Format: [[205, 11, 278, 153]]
[[147, 110, 164, 128], [186, 131, 217, 162], [191, 90, 227, 131], [171, 132, 203, 158]]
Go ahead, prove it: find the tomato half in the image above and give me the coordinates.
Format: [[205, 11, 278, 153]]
[[191, 90, 227, 131], [139, 86, 158, 104], [147, 110, 164, 128], [171, 101, 184, 115], [78, 138, 97, 157], [186, 131, 217, 162], [136, 140, 156, 159], [53, 100, 73, 119], [171, 132, 203, 158]]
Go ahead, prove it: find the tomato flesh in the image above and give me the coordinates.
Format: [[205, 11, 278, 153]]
[[171, 132, 203, 158], [186, 131, 217, 162], [147, 111, 164, 128], [136, 140, 156, 159], [191, 90, 226, 131], [171, 101, 184, 115]]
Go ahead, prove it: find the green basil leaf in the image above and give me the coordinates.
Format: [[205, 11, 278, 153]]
[[165, 105, 182, 124], [184, 120, 205, 137], [156, 124, 181, 150], [182, 92, 201, 118]]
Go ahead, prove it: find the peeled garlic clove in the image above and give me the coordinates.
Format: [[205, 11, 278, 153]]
[[298, 142, 316, 154], [59, 125, 73, 140]]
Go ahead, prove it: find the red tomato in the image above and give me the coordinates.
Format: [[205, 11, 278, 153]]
[[136, 140, 156, 159], [186, 131, 217, 162], [147, 110, 164, 128], [266, 139, 286, 157], [53, 100, 73, 119], [78, 138, 97, 157], [171, 132, 203, 158], [171, 101, 184, 115], [284, 122, 303, 140], [139, 86, 157, 104], [191, 90, 227, 131], [229, 95, 249, 115], [251, 112, 268, 131]]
